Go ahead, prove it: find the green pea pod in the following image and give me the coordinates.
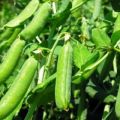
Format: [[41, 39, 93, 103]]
[[92, 28, 111, 48], [0, 39, 25, 84], [3, 100, 23, 120], [5, 55, 26, 88], [111, 14, 120, 45], [0, 57, 38, 119], [5, 27, 22, 47], [0, 27, 22, 50], [55, 41, 72, 110], [0, 28, 14, 42], [4, 0, 39, 28], [115, 84, 120, 118], [20, 2, 51, 41]]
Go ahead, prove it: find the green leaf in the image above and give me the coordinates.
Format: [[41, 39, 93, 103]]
[[81, 51, 99, 70], [72, 41, 91, 69], [92, 28, 111, 48]]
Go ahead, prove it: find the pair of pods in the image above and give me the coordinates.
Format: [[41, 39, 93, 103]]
[[0, 57, 38, 119], [5, 0, 51, 41]]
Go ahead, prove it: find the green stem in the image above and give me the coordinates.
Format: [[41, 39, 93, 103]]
[[43, 33, 64, 80], [24, 102, 36, 120], [102, 104, 112, 120], [113, 47, 120, 53], [84, 52, 109, 72], [70, 0, 88, 12], [48, 24, 57, 48]]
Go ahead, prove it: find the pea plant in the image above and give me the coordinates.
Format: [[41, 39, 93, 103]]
[[0, 0, 120, 120]]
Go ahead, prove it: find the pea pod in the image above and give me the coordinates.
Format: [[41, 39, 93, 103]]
[[55, 40, 72, 110], [3, 100, 23, 120], [0, 28, 13, 42], [4, 0, 39, 28], [20, 2, 51, 41], [0, 27, 22, 50], [0, 39, 25, 84], [5, 27, 22, 47], [0, 57, 38, 119], [5, 55, 26, 88]]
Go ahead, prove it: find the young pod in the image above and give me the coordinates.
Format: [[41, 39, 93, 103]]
[[0, 39, 25, 84], [55, 41, 72, 110]]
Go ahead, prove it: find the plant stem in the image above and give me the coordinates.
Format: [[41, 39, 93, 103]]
[[43, 33, 64, 81], [70, 0, 88, 12]]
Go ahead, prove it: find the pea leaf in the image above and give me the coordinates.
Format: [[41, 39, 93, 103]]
[[81, 51, 99, 70], [72, 41, 91, 69], [92, 28, 111, 48]]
